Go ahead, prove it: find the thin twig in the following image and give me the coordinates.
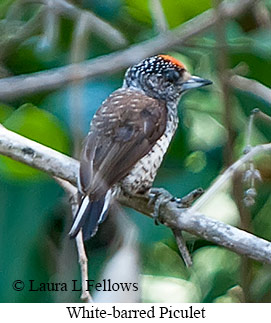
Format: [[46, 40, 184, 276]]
[[246, 109, 257, 148], [230, 74, 271, 103], [149, 0, 169, 33], [232, 171, 252, 302], [213, 0, 234, 165], [54, 177, 92, 302], [75, 231, 92, 302], [0, 0, 259, 100], [170, 188, 204, 267], [254, 1, 271, 28], [172, 229, 193, 267], [189, 143, 271, 213], [242, 108, 269, 207], [0, 125, 270, 263], [0, 8, 45, 60], [39, 7, 59, 53], [256, 110, 271, 123], [69, 12, 90, 157], [42, 0, 127, 48]]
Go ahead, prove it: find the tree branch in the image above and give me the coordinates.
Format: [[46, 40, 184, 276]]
[[230, 74, 271, 103], [0, 0, 259, 100], [0, 124, 78, 184], [41, 0, 127, 48], [0, 7, 45, 61], [213, 0, 234, 165], [189, 144, 270, 212], [54, 177, 92, 302], [0, 124, 271, 263], [149, 0, 169, 34]]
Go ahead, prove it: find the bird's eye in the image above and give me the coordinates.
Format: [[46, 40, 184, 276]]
[[163, 69, 180, 83]]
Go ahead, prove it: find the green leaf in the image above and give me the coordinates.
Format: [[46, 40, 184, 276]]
[[0, 103, 14, 122], [190, 247, 240, 302], [213, 285, 245, 303], [0, 103, 70, 179], [125, 0, 211, 28], [125, 0, 152, 25], [185, 150, 207, 173]]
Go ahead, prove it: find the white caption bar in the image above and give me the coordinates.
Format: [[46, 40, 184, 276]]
[[0, 303, 268, 322]]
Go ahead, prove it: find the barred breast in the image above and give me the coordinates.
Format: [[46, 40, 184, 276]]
[[120, 108, 179, 194]]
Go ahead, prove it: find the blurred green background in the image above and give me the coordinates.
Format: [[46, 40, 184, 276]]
[[0, 0, 271, 303]]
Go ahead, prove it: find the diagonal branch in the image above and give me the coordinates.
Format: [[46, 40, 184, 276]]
[[0, 8, 45, 61], [42, 0, 127, 48], [189, 144, 271, 213], [230, 74, 271, 103], [0, 0, 259, 100], [0, 124, 271, 263]]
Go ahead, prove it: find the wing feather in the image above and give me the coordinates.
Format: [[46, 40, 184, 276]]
[[79, 88, 167, 199]]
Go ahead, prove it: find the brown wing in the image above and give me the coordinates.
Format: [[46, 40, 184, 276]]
[[79, 88, 167, 199]]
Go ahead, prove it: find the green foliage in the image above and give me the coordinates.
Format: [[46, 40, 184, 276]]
[[0, 0, 14, 19], [185, 150, 207, 173], [0, 103, 14, 122], [190, 247, 240, 302], [125, 0, 211, 27], [0, 103, 70, 178]]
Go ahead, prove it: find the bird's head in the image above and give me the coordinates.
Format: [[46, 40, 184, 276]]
[[123, 55, 212, 102]]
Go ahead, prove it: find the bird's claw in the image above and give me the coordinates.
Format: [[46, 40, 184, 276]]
[[148, 188, 173, 224], [148, 187, 204, 224], [176, 188, 204, 208]]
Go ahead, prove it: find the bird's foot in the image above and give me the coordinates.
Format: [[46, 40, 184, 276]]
[[148, 187, 204, 224], [148, 188, 173, 224], [148, 187, 204, 268], [175, 187, 204, 208]]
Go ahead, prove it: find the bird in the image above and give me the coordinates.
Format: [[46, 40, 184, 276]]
[[69, 54, 212, 241]]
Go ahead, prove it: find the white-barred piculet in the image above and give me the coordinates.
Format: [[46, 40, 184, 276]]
[[69, 55, 212, 240]]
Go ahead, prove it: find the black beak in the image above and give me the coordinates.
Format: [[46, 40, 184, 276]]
[[181, 76, 212, 91]]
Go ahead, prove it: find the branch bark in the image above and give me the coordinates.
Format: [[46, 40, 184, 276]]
[[230, 74, 271, 103], [0, 0, 259, 100], [0, 124, 270, 264]]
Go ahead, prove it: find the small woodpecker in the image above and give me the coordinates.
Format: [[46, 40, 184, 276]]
[[69, 55, 212, 240]]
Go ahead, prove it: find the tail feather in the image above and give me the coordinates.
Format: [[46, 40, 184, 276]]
[[69, 192, 111, 241], [82, 198, 106, 241], [69, 195, 92, 239], [97, 189, 112, 225]]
